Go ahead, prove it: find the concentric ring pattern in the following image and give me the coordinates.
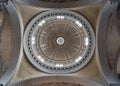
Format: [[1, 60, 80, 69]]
[[24, 10, 95, 73]]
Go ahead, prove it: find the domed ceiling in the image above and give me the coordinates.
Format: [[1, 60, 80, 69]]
[[24, 10, 95, 73], [0, 0, 120, 86]]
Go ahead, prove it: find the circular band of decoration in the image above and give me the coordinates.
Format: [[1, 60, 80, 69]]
[[24, 10, 95, 73]]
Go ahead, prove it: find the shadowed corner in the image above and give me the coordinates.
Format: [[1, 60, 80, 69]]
[[0, 84, 3, 86]]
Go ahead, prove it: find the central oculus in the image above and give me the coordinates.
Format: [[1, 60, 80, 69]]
[[56, 37, 65, 45]]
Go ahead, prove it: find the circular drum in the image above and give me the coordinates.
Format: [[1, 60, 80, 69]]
[[0, 1, 22, 85], [10, 75, 102, 86], [97, 1, 120, 86], [24, 10, 95, 73], [15, 0, 103, 8]]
